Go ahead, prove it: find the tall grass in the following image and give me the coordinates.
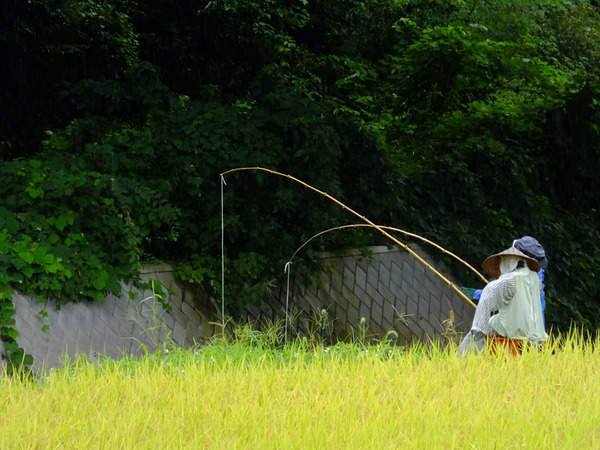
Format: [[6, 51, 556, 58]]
[[1, 332, 599, 449]]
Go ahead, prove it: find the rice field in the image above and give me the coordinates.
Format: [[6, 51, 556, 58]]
[[1, 333, 599, 449]]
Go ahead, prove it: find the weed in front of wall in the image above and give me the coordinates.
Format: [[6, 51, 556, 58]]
[[284, 305, 303, 341], [126, 280, 175, 355], [305, 306, 335, 346], [210, 307, 337, 350], [259, 317, 285, 348], [351, 317, 371, 349], [441, 309, 464, 347]]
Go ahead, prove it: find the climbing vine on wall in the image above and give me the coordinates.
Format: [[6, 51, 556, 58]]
[[0, 156, 146, 372], [2, 0, 600, 355]]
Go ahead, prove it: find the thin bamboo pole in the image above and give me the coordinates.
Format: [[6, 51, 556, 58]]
[[220, 167, 477, 309], [289, 224, 489, 285]]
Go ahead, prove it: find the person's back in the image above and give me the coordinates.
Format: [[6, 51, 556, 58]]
[[513, 236, 548, 322], [459, 246, 547, 354], [488, 266, 547, 343], [471, 235, 548, 317]]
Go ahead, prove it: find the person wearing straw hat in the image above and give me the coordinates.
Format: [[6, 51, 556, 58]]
[[471, 236, 549, 323], [459, 245, 549, 355]]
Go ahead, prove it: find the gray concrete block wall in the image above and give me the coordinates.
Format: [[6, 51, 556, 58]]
[[4, 265, 219, 372], [3, 246, 476, 372], [243, 245, 476, 346]]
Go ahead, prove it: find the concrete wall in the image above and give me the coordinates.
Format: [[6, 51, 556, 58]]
[[242, 245, 476, 346], [7, 265, 219, 373], [3, 246, 476, 372]]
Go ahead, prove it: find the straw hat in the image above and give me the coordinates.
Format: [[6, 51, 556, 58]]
[[482, 246, 540, 278]]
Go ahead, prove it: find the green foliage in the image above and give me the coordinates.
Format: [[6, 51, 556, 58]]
[[372, 1, 600, 330], [0, 157, 141, 303], [0, 154, 147, 369], [2, 0, 600, 342], [130, 0, 310, 97], [1, 0, 139, 159], [38, 83, 362, 308]]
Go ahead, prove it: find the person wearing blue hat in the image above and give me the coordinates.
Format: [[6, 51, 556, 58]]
[[471, 236, 548, 323], [459, 244, 549, 354]]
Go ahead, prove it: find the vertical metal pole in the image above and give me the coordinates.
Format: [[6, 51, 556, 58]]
[[220, 175, 226, 336], [284, 262, 292, 345]]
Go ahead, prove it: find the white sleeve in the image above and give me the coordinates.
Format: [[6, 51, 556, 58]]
[[482, 274, 516, 309], [470, 275, 517, 334]]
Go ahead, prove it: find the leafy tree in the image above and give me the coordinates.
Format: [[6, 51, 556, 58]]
[[375, 1, 600, 329], [0, 0, 138, 159], [2, 0, 600, 337]]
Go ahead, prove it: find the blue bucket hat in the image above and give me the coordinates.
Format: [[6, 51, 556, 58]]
[[513, 236, 548, 269]]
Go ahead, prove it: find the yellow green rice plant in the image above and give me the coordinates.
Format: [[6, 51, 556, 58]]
[[1, 329, 599, 449]]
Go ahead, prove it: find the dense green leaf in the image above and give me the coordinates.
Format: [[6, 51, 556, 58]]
[[0, 0, 599, 339]]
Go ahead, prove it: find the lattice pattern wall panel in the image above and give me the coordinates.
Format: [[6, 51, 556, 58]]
[[5, 265, 217, 372], [243, 245, 476, 345], [4, 247, 477, 372]]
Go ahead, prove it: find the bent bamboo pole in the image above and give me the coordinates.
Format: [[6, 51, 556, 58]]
[[220, 167, 477, 309], [289, 224, 489, 285]]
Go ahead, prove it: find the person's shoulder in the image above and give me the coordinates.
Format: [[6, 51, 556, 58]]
[[486, 273, 516, 290], [512, 266, 531, 275], [497, 272, 516, 282], [512, 267, 540, 282]]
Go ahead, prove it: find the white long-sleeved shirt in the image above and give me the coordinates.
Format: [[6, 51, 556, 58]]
[[459, 274, 516, 353], [470, 273, 516, 336], [459, 265, 547, 353]]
